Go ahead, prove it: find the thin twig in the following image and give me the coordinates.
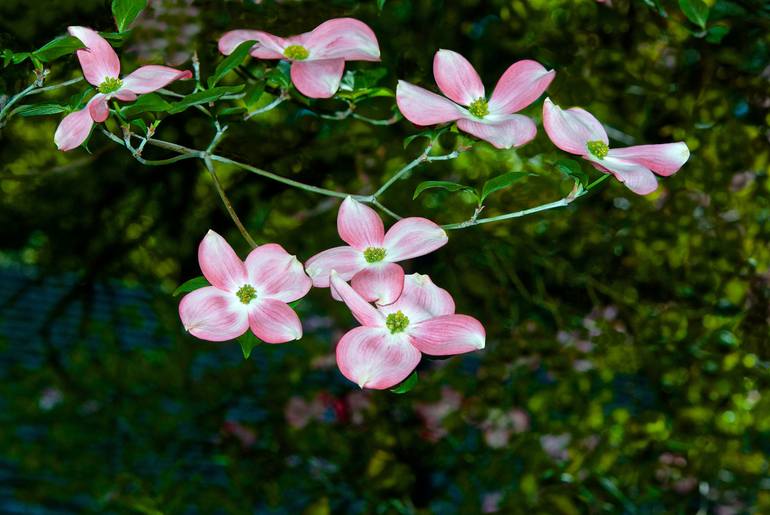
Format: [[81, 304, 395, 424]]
[[204, 155, 258, 248], [244, 91, 288, 120]]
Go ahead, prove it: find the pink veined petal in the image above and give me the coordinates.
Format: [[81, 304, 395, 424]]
[[336, 327, 421, 389], [330, 272, 385, 327], [68, 26, 120, 86], [245, 244, 311, 303], [218, 29, 287, 59], [337, 196, 385, 250], [606, 142, 690, 177], [198, 230, 248, 292], [249, 298, 303, 343], [351, 262, 405, 306], [542, 98, 608, 155], [594, 156, 659, 195], [290, 59, 345, 98], [457, 114, 537, 149], [113, 90, 137, 101], [299, 18, 380, 61], [54, 105, 95, 151], [399, 273, 455, 317], [433, 49, 485, 106], [120, 65, 192, 94], [383, 217, 448, 262], [179, 286, 249, 342], [396, 80, 465, 126], [409, 314, 486, 356], [488, 60, 555, 115], [87, 93, 109, 123], [305, 246, 365, 288]]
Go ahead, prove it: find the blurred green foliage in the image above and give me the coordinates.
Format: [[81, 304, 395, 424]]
[[1, 0, 769, 513]]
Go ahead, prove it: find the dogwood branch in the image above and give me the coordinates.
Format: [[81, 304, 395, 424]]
[[204, 155, 258, 249]]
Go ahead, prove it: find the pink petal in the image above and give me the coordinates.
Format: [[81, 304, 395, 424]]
[[396, 80, 464, 126], [218, 29, 287, 59], [337, 196, 385, 250], [330, 272, 385, 327], [336, 327, 421, 389], [114, 90, 137, 101], [305, 246, 365, 288], [606, 142, 690, 177], [409, 314, 485, 355], [245, 243, 311, 303], [433, 49, 484, 106], [542, 98, 608, 155], [457, 114, 537, 149], [594, 157, 659, 195], [488, 60, 555, 114], [87, 93, 109, 123], [351, 262, 405, 306], [383, 217, 448, 262], [399, 273, 455, 317], [121, 65, 192, 95], [54, 103, 96, 151], [299, 18, 380, 61], [179, 286, 249, 342], [249, 298, 303, 343], [198, 230, 248, 292], [290, 59, 345, 98], [68, 26, 120, 86]]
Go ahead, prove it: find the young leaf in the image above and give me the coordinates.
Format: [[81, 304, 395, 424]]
[[112, 0, 148, 32], [555, 158, 589, 187], [167, 85, 244, 114], [208, 40, 256, 88], [679, 0, 709, 29], [266, 63, 291, 90], [413, 180, 477, 200], [15, 104, 67, 117], [480, 172, 528, 203], [33, 36, 84, 62], [390, 371, 418, 394], [238, 332, 262, 359], [243, 82, 265, 107], [120, 93, 172, 118], [172, 276, 210, 296]]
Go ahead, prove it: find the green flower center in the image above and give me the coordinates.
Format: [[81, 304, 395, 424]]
[[236, 284, 257, 304], [468, 97, 489, 118], [587, 140, 609, 160], [98, 76, 123, 94], [363, 247, 386, 263], [385, 310, 410, 334], [283, 45, 309, 60]]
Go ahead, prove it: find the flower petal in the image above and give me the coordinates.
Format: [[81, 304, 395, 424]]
[[488, 60, 555, 114], [121, 65, 192, 94], [113, 90, 137, 102], [198, 230, 248, 292], [606, 142, 690, 177], [218, 29, 287, 59], [299, 18, 380, 61], [337, 196, 385, 250], [399, 273, 455, 317], [87, 93, 109, 122], [249, 298, 303, 343], [433, 49, 485, 105], [396, 80, 465, 126], [594, 157, 659, 195], [290, 59, 345, 99], [457, 114, 537, 149], [68, 26, 120, 86], [383, 217, 448, 262], [330, 272, 385, 327], [336, 327, 421, 389], [351, 262, 405, 306], [54, 105, 95, 151], [409, 314, 485, 355], [305, 246, 365, 288], [542, 98, 608, 155], [245, 243, 311, 303], [179, 286, 248, 342]]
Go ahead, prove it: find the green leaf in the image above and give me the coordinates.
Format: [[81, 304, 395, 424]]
[[167, 85, 244, 114], [413, 180, 476, 200], [555, 159, 589, 187], [120, 93, 172, 118], [679, 0, 709, 29], [243, 82, 265, 107], [480, 172, 528, 203], [238, 332, 262, 359], [15, 103, 67, 117], [208, 40, 256, 88], [172, 276, 210, 296], [112, 0, 148, 32], [33, 36, 85, 62], [403, 126, 449, 149], [377, 0, 387, 10], [390, 372, 418, 394], [10, 52, 31, 65], [266, 61, 291, 90], [705, 25, 729, 43]]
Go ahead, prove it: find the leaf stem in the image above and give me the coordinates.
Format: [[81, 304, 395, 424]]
[[204, 156, 258, 249]]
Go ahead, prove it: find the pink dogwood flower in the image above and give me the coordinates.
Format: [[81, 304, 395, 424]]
[[331, 271, 485, 390], [218, 18, 380, 99], [179, 230, 311, 343], [304, 197, 448, 306], [542, 98, 690, 195], [54, 26, 192, 151], [396, 49, 555, 149]]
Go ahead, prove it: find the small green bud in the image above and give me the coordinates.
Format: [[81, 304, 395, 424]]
[[587, 140, 609, 159], [98, 76, 123, 94], [468, 97, 489, 119], [236, 284, 257, 304], [283, 45, 309, 61], [386, 310, 410, 334], [364, 247, 387, 263]]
